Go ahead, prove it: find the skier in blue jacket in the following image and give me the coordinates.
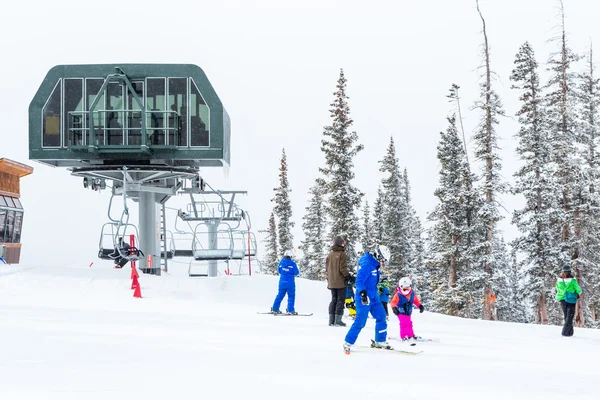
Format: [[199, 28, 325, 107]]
[[271, 249, 300, 315], [343, 245, 392, 354]]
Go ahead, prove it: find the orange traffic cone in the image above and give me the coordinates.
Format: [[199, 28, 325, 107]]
[[131, 275, 139, 290], [130, 266, 139, 279], [133, 282, 142, 298]]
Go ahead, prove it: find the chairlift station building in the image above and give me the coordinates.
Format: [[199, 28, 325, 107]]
[[29, 64, 248, 276]]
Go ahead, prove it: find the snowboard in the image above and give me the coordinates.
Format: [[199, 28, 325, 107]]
[[257, 311, 314, 316]]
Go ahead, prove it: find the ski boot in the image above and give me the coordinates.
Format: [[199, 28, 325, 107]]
[[343, 342, 352, 355], [286, 310, 298, 315], [270, 308, 282, 315], [402, 337, 417, 346], [370, 339, 393, 350]]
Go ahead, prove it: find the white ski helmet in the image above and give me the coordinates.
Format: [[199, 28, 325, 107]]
[[283, 249, 295, 258], [398, 277, 412, 289], [374, 244, 391, 264]]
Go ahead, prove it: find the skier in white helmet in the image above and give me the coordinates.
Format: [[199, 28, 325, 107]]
[[343, 244, 392, 354], [390, 276, 424, 343]]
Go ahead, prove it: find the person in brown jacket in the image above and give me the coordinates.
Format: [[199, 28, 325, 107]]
[[326, 235, 352, 327]]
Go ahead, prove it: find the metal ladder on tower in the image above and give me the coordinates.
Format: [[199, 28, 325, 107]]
[[160, 203, 168, 273]]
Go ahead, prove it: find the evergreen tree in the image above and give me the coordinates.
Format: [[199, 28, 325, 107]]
[[272, 148, 294, 256], [260, 212, 279, 275], [509, 41, 560, 325], [379, 137, 408, 284], [474, 0, 507, 320], [544, 0, 580, 265], [543, 1, 582, 325], [574, 46, 600, 327], [426, 115, 482, 317], [319, 69, 364, 249], [298, 180, 328, 280], [372, 187, 385, 246], [493, 236, 528, 323], [360, 200, 375, 255]]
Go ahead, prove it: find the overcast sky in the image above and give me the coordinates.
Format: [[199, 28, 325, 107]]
[[2, 0, 599, 266]]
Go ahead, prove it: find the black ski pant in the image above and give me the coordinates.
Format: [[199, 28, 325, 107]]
[[329, 288, 346, 315], [382, 301, 389, 317], [560, 300, 576, 337]]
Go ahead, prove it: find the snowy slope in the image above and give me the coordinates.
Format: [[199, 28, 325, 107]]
[[1, 262, 598, 400]]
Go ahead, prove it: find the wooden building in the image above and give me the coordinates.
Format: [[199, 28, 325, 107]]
[[0, 158, 33, 264]]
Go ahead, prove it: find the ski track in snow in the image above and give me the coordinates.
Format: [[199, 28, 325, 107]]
[[0, 262, 598, 400]]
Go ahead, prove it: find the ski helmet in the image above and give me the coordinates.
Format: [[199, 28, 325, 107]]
[[380, 274, 389, 282], [284, 249, 295, 258], [398, 277, 412, 289], [373, 244, 391, 264]]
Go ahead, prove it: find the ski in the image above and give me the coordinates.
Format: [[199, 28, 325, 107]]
[[257, 312, 313, 316], [388, 335, 440, 343], [351, 345, 423, 355]]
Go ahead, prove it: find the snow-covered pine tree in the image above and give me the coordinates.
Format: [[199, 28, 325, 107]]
[[372, 187, 385, 246], [474, 0, 507, 320], [542, 1, 583, 325], [574, 46, 600, 327], [426, 115, 481, 317], [400, 168, 428, 302], [298, 180, 327, 280], [544, 0, 580, 264], [260, 212, 279, 275], [360, 200, 374, 255], [272, 148, 294, 257], [509, 41, 560, 325], [493, 237, 528, 323], [319, 69, 364, 251], [378, 137, 408, 284]]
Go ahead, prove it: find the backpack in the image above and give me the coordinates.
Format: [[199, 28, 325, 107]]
[[563, 279, 578, 304]]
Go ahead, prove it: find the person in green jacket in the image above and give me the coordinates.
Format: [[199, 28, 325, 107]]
[[555, 264, 582, 337]]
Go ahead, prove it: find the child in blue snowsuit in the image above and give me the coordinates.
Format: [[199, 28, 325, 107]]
[[378, 274, 391, 319], [343, 245, 391, 353], [271, 250, 300, 315]]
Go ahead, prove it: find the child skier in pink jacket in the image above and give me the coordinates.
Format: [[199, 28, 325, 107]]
[[390, 277, 424, 342]]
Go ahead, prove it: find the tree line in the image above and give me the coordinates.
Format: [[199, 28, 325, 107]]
[[261, 0, 600, 328]]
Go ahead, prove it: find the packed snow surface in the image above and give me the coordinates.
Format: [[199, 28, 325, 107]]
[[1, 262, 598, 400]]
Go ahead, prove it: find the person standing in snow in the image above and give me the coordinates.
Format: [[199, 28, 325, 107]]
[[390, 277, 424, 343], [271, 249, 300, 315], [555, 264, 582, 337], [345, 281, 357, 320], [343, 245, 392, 353], [378, 274, 391, 320], [326, 235, 352, 327]]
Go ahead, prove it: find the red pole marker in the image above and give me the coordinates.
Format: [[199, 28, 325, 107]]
[[89, 262, 94, 268]]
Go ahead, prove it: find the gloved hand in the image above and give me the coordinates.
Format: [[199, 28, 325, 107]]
[[344, 275, 355, 286], [359, 290, 369, 305], [392, 306, 400, 315], [378, 286, 384, 295], [419, 305, 425, 313]]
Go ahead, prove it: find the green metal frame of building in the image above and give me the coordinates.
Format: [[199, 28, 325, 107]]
[[29, 64, 230, 168]]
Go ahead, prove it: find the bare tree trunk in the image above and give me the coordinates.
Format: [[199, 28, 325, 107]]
[[449, 235, 458, 287], [477, 0, 494, 321], [573, 205, 585, 327], [537, 293, 549, 325]]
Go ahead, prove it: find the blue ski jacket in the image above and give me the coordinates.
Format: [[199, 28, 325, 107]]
[[378, 283, 391, 303], [278, 257, 299, 287], [355, 252, 380, 302]]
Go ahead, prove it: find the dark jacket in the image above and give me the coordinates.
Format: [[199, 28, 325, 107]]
[[326, 245, 350, 289]]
